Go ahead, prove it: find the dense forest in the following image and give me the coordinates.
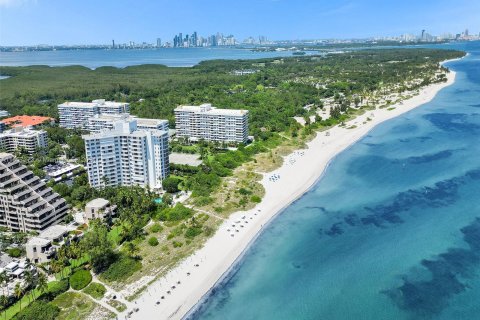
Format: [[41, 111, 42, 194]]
[[0, 49, 464, 138]]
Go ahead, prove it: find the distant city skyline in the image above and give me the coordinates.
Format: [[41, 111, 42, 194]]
[[0, 0, 480, 46]]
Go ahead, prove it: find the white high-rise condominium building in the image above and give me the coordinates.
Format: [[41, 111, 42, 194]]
[[0, 128, 48, 154], [58, 99, 130, 129], [0, 153, 69, 232], [174, 103, 249, 143], [83, 120, 169, 190], [86, 114, 169, 133]]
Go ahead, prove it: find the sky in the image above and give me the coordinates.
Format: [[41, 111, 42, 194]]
[[0, 0, 479, 46]]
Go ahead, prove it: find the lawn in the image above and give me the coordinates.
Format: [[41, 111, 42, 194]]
[[107, 225, 123, 245], [4, 279, 67, 320]]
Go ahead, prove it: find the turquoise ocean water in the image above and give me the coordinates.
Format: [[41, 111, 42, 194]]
[[188, 41, 480, 320]]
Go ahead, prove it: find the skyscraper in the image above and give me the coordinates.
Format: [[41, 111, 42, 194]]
[[156, 38, 162, 48]]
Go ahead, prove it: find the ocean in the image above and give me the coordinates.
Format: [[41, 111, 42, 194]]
[[188, 41, 480, 320], [0, 47, 301, 69]]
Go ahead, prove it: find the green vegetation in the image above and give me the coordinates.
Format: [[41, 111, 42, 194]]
[[148, 223, 163, 233], [148, 237, 159, 246], [5, 248, 23, 258], [106, 299, 127, 312], [80, 221, 116, 273], [12, 300, 59, 320], [82, 283, 106, 300], [41, 279, 69, 300], [157, 203, 194, 221], [0, 48, 466, 305], [100, 256, 142, 283], [51, 292, 113, 320], [69, 270, 92, 290], [162, 176, 183, 193]]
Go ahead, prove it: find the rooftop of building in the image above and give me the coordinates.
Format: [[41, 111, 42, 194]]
[[0, 254, 14, 268], [1, 115, 54, 128], [0, 152, 14, 159], [38, 225, 70, 241], [26, 236, 51, 246], [85, 198, 110, 209], [44, 162, 82, 177], [83, 120, 168, 140], [59, 99, 129, 108], [175, 103, 248, 116], [0, 127, 46, 137], [90, 114, 167, 126]]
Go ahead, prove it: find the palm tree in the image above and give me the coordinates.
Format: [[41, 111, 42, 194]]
[[0, 295, 8, 320], [123, 242, 139, 259], [13, 283, 23, 311], [23, 270, 34, 303], [37, 274, 48, 298], [49, 260, 62, 279], [0, 272, 6, 297]]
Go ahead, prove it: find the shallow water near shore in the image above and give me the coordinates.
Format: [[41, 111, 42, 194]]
[[190, 41, 480, 320]]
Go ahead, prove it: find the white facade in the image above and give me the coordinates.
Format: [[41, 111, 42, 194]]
[[174, 103, 249, 143], [84, 198, 117, 223], [0, 153, 69, 232], [83, 120, 169, 190], [58, 99, 130, 129], [86, 114, 169, 133], [0, 128, 47, 154], [26, 225, 70, 264]]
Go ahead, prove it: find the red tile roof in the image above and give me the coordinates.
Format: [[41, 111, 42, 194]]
[[1, 115, 54, 128]]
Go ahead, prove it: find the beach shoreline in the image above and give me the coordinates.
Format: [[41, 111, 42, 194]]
[[124, 61, 458, 320]]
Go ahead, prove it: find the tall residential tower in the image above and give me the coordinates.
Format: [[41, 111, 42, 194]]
[[83, 120, 169, 190]]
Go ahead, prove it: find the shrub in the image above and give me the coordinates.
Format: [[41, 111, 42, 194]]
[[251, 195, 262, 203], [148, 237, 159, 246], [13, 300, 60, 320], [69, 269, 92, 290], [172, 241, 183, 248], [83, 282, 106, 299], [162, 177, 182, 193], [6, 247, 23, 258], [101, 256, 141, 282], [185, 226, 202, 239], [149, 223, 163, 233], [157, 204, 193, 221]]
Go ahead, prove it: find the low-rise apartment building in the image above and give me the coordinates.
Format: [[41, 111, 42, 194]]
[[0, 153, 69, 232], [1, 115, 54, 129], [25, 225, 70, 264], [58, 99, 130, 129], [83, 119, 169, 190], [174, 103, 249, 143], [0, 128, 47, 154], [84, 198, 117, 223]]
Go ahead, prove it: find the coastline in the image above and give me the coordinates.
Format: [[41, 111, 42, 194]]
[[124, 62, 458, 320]]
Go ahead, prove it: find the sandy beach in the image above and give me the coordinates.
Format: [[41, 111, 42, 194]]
[[123, 66, 457, 320]]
